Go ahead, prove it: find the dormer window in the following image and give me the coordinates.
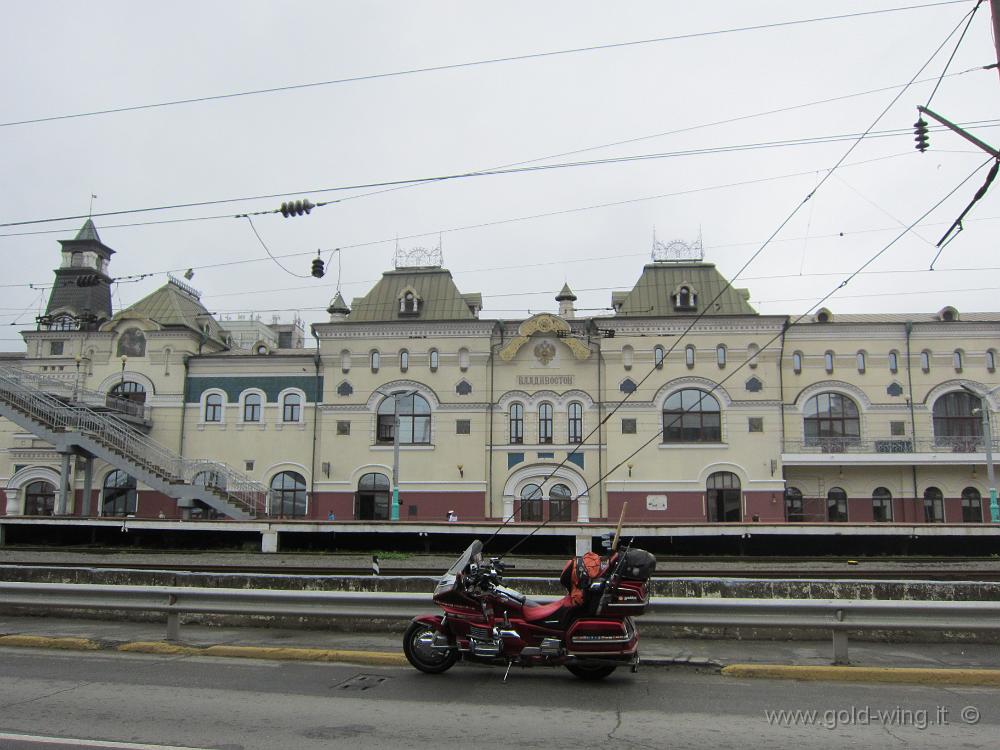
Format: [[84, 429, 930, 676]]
[[673, 285, 697, 311], [398, 288, 422, 316]]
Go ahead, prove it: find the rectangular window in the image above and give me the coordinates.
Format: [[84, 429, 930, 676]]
[[49, 341, 64, 355], [456, 419, 470, 435], [408, 504, 418, 518], [622, 418, 637, 434], [244, 460, 255, 471], [337, 420, 351, 435], [890, 421, 905, 436], [748, 417, 763, 433]]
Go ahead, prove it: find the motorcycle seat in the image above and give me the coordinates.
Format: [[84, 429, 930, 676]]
[[521, 595, 574, 624]]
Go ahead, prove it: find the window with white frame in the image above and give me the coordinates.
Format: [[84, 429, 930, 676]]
[[204, 392, 223, 422], [568, 402, 583, 444], [242, 393, 262, 423], [282, 393, 302, 422]]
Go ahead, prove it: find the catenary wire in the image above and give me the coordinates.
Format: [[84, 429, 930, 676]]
[[498, 157, 993, 558], [0, 1, 969, 129]]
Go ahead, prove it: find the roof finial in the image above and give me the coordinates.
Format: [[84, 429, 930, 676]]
[[89, 193, 97, 218]]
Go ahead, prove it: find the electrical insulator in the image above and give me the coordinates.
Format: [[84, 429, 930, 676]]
[[280, 199, 315, 218], [914, 118, 929, 153], [311, 256, 325, 278]]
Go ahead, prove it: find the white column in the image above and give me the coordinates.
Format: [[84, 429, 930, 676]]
[[575, 534, 591, 557], [5, 489, 20, 516], [502, 495, 514, 520], [576, 495, 590, 523]]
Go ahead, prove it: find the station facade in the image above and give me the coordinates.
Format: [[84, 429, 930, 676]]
[[2, 222, 998, 526]]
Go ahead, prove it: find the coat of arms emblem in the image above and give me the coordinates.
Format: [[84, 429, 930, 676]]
[[533, 341, 556, 365]]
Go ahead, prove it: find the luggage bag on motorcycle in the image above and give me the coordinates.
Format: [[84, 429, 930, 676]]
[[602, 548, 656, 615]]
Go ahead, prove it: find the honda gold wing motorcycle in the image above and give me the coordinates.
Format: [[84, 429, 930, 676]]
[[403, 538, 656, 680]]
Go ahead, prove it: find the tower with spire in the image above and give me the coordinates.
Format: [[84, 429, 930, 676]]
[[42, 219, 115, 331], [556, 283, 577, 319]]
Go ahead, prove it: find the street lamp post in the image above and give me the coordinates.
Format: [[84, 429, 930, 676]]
[[120, 355, 127, 388], [376, 387, 418, 522], [73, 355, 82, 401], [979, 405, 998, 523], [962, 385, 997, 522]]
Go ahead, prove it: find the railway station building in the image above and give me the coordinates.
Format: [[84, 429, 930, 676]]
[[1, 221, 998, 529]]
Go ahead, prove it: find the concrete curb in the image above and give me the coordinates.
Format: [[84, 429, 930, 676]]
[[1, 633, 409, 667], [722, 663, 1000, 687]]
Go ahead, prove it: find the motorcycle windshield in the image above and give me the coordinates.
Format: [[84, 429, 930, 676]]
[[435, 540, 483, 596]]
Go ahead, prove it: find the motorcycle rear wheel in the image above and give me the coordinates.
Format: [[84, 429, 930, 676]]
[[403, 621, 459, 674], [565, 662, 617, 680]]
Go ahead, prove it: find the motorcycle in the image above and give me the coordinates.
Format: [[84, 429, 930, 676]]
[[402, 538, 656, 680]]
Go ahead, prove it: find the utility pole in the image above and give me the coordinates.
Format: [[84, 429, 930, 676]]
[[991, 0, 1000, 83]]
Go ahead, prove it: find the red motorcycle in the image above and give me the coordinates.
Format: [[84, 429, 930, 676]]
[[403, 538, 656, 680]]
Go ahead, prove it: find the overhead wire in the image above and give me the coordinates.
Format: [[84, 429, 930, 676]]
[[487, 2, 984, 554], [0, 1, 968, 129], [498, 156, 994, 558], [3, 120, 998, 230]]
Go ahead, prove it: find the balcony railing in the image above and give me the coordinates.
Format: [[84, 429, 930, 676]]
[[784, 436, 1000, 454]]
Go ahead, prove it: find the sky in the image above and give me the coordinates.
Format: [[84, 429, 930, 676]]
[[1, 1, 998, 349]]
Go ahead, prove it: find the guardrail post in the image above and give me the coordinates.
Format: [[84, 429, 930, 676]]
[[166, 594, 179, 641], [832, 630, 849, 665]]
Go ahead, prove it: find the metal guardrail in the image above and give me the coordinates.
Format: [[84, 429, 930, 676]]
[[0, 367, 266, 517], [4, 581, 1000, 664], [0, 364, 148, 419]]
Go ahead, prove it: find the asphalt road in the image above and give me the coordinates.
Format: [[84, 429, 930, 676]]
[[1, 648, 999, 750]]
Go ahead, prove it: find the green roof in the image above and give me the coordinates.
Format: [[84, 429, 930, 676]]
[[347, 268, 479, 322], [114, 278, 228, 345], [613, 262, 756, 317], [75, 218, 101, 242]]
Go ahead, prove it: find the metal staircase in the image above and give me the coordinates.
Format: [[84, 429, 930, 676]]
[[0, 364, 265, 519]]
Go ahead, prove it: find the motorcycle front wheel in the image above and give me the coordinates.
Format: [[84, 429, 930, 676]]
[[403, 621, 459, 674], [565, 662, 617, 680]]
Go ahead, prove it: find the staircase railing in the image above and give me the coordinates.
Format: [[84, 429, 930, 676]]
[[0, 369, 266, 517], [0, 364, 146, 419]]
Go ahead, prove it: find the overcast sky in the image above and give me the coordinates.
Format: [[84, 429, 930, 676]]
[[1, 1, 998, 348]]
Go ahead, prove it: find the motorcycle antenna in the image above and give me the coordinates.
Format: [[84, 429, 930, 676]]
[[611, 502, 628, 552]]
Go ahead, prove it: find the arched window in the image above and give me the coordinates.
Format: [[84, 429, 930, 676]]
[[340, 349, 351, 373], [987, 349, 997, 373], [933, 391, 982, 451], [622, 345, 634, 371], [920, 350, 931, 372], [242, 393, 262, 423], [803, 392, 860, 451], [923, 486, 944, 523], [520, 484, 543, 522], [103, 471, 137, 516], [356, 472, 390, 520], [827, 487, 848, 522], [538, 402, 554, 444], [282, 393, 302, 423], [675, 286, 696, 310], [549, 483, 573, 522], [716, 345, 727, 368], [856, 351, 866, 374], [685, 345, 695, 369], [509, 403, 524, 444], [458, 347, 470, 372], [24, 480, 55, 516], [370, 350, 380, 373], [747, 343, 759, 369], [399, 349, 409, 373], [824, 351, 835, 373], [872, 487, 893, 522], [568, 402, 583, 444], [953, 350, 963, 372], [116, 328, 146, 358], [49, 314, 79, 331], [377, 392, 431, 444], [784, 487, 804, 522], [204, 393, 223, 423], [888, 350, 899, 374], [707, 471, 741, 522], [108, 381, 146, 407], [654, 346, 665, 369], [663, 389, 721, 443], [400, 291, 419, 315], [429, 349, 440, 372], [792, 351, 803, 374], [962, 487, 983, 523], [271, 471, 307, 518]]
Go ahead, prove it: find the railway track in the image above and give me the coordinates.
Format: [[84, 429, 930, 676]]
[[3, 560, 1000, 581]]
